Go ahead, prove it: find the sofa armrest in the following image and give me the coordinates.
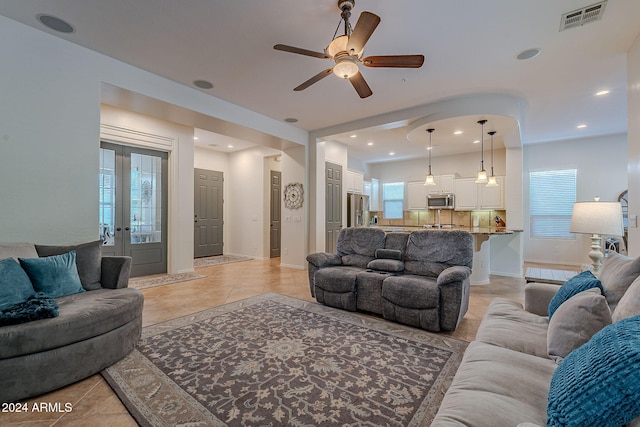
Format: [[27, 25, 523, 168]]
[[436, 266, 472, 286], [306, 252, 342, 269], [524, 282, 560, 316], [101, 256, 132, 289]]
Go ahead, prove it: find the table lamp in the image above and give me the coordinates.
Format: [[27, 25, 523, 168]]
[[570, 199, 624, 275]]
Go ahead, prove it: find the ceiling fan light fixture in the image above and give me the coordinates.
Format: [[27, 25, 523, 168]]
[[326, 35, 349, 58], [333, 56, 359, 79]]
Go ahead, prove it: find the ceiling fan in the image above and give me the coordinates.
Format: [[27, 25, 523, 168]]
[[274, 0, 425, 98]]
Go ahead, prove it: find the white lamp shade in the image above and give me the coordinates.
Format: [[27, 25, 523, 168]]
[[486, 175, 499, 187], [424, 174, 436, 186], [326, 35, 349, 57], [570, 201, 624, 236], [475, 169, 488, 184]]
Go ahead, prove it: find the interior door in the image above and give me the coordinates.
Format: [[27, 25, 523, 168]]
[[325, 162, 343, 252], [99, 142, 168, 277], [194, 168, 224, 258], [270, 170, 281, 258]]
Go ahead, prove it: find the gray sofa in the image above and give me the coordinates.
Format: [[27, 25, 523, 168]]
[[0, 241, 143, 403], [432, 251, 640, 427], [306, 227, 473, 332]]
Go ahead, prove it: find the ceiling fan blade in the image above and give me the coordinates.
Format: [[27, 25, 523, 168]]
[[349, 72, 373, 98], [362, 55, 425, 68], [347, 12, 381, 54], [293, 68, 334, 91], [274, 44, 330, 59]]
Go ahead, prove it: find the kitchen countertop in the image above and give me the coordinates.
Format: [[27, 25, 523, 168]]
[[371, 225, 521, 235]]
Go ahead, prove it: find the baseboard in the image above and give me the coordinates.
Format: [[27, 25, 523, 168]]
[[280, 263, 306, 270]]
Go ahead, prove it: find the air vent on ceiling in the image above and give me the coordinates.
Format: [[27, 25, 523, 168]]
[[560, 1, 607, 31]]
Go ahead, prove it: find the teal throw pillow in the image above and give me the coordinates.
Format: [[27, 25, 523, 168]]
[[0, 258, 36, 310], [547, 315, 640, 427], [19, 251, 85, 298], [548, 270, 603, 319]]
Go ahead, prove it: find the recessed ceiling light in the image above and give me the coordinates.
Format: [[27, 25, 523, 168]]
[[517, 48, 541, 60], [595, 90, 610, 96], [227, 145, 234, 148], [193, 80, 214, 89], [426, 146, 433, 151], [284, 117, 298, 123], [389, 152, 395, 156], [577, 124, 587, 129], [193, 136, 199, 140], [454, 130, 463, 135], [37, 14, 74, 33], [367, 142, 374, 146], [350, 134, 357, 138], [473, 140, 480, 144]]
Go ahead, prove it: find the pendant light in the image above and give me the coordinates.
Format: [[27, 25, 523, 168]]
[[424, 128, 436, 186], [475, 120, 488, 184], [486, 131, 499, 187]]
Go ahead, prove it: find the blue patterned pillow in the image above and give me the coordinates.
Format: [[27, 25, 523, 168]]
[[548, 270, 603, 319], [0, 258, 35, 310], [547, 315, 640, 427], [19, 251, 85, 298]]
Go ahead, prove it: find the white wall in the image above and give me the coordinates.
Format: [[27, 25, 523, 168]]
[[281, 146, 307, 268], [628, 32, 640, 257], [523, 134, 628, 265], [0, 16, 306, 275]]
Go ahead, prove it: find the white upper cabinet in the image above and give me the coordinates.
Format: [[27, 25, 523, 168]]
[[454, 176, 505, 210], [407, 181, 427, 210], [364, 178, 380, 211], [346, 170, 364, 194]]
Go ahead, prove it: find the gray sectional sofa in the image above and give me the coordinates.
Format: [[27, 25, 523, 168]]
[[432, 251, 640, 427], [0, 241, 143, 403], [306, 227, 473, 332]]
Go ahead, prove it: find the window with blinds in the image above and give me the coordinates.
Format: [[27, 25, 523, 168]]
[[529, 169, 577, 238], [383, 182, 404, 219]]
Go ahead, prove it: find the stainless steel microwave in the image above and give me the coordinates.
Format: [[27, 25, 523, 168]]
[[427, 193, 455, 209]]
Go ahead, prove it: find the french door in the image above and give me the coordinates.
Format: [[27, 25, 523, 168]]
[[99, 142, 168, 277]]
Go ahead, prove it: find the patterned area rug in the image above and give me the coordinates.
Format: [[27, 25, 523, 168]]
[[129, 272, 207, 290], [102, 293, 467, 427], [194, 255, 251, 268]]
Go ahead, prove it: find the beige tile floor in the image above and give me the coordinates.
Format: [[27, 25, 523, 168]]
[[1, 258, 555, 426]]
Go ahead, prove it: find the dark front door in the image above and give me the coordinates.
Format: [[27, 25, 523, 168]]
[[325, 162, 343, 252], [270, 170, 281, 258], [99, 142, 168, 277], [194, 168, 224, 258]]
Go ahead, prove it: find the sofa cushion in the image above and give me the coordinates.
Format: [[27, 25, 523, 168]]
[[382, 275, 439, 309], [0, 243, 38, 260], [314, 266, 361, 293], [0, 287, 144, 359], [36, 240, 103, 290], [404, 230, 473, 277], [475, 298, 549, 358], [598, 252, 640, 310], [19, 251, 85, 299], [547, 288, 612, 363], [374, 248, 402, 260], [547, 270, 602, 319], [0, 293, 59, 326], [336, 227, 386, 259], [0, 258, 35, 310], [431, 341, 557, 427], [367, 258, 404, 273], [612, 275, 640, 322], [547, 315, 640, 427]]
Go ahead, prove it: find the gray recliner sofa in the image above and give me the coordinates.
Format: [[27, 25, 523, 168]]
[[0, 241, 143, 403], [306, 228, 473, 332]]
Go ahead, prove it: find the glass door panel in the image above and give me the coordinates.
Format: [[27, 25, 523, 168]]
[[130, 153, 162, 245], [99, 147, 116, 247]]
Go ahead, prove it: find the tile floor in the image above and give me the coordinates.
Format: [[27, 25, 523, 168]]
[[1, 258, 551, 426]]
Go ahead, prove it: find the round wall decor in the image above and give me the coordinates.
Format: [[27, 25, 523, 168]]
[[284, 182, 304, 209]]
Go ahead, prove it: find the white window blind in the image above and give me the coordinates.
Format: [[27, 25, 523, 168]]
[[529, 169, 577, 238], [383, 182, 404, 219]]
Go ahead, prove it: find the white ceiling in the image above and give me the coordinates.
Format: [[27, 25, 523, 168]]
[[1, 0, 638, 162]]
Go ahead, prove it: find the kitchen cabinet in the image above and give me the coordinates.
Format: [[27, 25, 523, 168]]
[[454, 176, 505, 210], [346, 171, 364, 194], [407, 181, 427, 210], [427, 174, 455, 194], [364, 178, 380, 211]]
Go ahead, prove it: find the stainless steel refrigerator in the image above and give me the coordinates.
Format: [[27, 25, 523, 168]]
[[347, 193, 370, 227]]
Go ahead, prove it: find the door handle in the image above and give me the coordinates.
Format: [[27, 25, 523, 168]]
[[116, 227, 122, 232], [125, 227, 130, 231]]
